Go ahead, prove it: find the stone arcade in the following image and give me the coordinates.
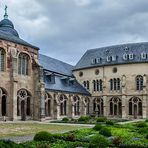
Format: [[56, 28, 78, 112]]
[[0, 8, 148, 121]]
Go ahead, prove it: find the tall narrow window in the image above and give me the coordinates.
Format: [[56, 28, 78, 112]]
[[93, 80, 96, 91], [86, 81, 89, 90], [0, 48, 5, 72], [18, 53, 30, 75], [117, 78, 120, 90], [110, 79, 113, 90], [59, 95, 67, 116], [136, 75, 143, 91], [96, 79, 103, 92]]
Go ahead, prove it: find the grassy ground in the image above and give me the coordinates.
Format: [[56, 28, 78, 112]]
[[0, 123, 87, 138]]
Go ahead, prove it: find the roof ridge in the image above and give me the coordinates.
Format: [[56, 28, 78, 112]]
[[39, 54, 74, 67]]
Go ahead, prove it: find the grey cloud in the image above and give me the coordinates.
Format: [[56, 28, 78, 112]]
[[0, 0, 148, 65]]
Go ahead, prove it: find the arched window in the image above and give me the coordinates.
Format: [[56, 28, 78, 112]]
[[129, 97, 142, 117], [109, 97, 122, 116], [110, 79, 113, 91], [17, 89, 31, 120], [93, 97, 104, 116], [0, 88, 7, 116], [59, 94, 67, 116], [26, 98, 30, 116], [136, 75, 143, 91], [83, 81, 86, 88], [0, 48, 5, 72], [84, 98, 90, 115], [18, 53, 30, 75], [93, 80, 96, 91], [110, 78, 121, 91], [73, 96, 80, 116], [96, 79, 103, 92], [86, 81, 89, 90], [45, 93, 52, 117]]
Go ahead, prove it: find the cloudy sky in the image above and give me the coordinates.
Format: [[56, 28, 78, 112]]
[[0, 0, 148, 65]]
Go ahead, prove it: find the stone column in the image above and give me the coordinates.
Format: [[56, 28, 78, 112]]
[[142, 96, 147, 118], [103, 96, 108, 117], [10, 48, 18, 120], [122, 95, 126, 118]]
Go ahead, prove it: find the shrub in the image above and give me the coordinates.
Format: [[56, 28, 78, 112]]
[[138, 127, 148, 134], [66, 133, 76, 141], [78, 116, 90, 122], [145, 119, 148, 122], [34, 131, 54, 142], [93, 124, 103, 131], [112, 136, 123, 146], [106, 120, 114, 125], [145, 134, 148, 139], [0, 140, 22, 148], [89, 134, 109, 148], [62, 117, 69, 122], [99, 127, 112, 137], [96, 117, 107, 122], [135, 122, 147, 128], [36, 143, 51, 148]]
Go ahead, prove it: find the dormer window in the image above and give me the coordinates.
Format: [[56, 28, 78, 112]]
[[91, 58, 102, 65], [123, 54, 128, 60], [123, 53, 134, 61], [106, 56, 112, 62], [141, 52, 147, 60], [129, 53, 134, 60]]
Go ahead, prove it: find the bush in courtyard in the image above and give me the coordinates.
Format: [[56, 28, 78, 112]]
[[78, 116, 90, 122], [0, 140, 22, 148], [112, 136, 123, 146], [66, 133, 76, 141], [145, 119, 148, 122], [135, 122, 147, 128], [138, 127, 148, 134], [34, 131, 54, 142], [62, 117, 69, 122], [36, 143, 51, 148], [145, 134, 148, 139], [99, 127, 112, 137], [89, 134, 109, 148], [93, 124, 103, 131], [96, 117, 107, 122], [106, 120, 114, 125]]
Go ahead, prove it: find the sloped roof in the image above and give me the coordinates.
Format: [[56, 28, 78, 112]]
[[74, 42, 148, 70], [44, 75, 90, 96], [39, 54, 74, 76], [0, 29, 39, 50]]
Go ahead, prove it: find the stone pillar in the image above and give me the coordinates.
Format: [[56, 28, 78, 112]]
[[103, 96, 108, 117], [10, 48, 18, 120], [71, 105, 75, 118], [142, 96, 147, 118], [39, 67, 45, 120], [122, 95, 126, 118]]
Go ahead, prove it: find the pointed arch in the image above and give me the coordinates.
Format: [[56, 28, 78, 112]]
[[45, 92, 52, 117], [129, 97, 142, 118], [73, 96, 80, 116], [109, 97, 122, 116], [59, 94, 68, 116], [93, 97, 104, 116]]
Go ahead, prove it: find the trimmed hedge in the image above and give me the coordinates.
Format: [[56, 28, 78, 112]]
[[93, 124, 103, 131], [89, 134, 109, 148], [34, 131, 54, 142], [99, 127, 112, 137], [78, 116, 90, 122], [96, 117, 107, 122]]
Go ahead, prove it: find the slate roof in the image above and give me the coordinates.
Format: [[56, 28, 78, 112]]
[[44, 75, 90, 96], [74, 42, 148, 70], [39, 54, 74, 76], [39, 54, 90, 95], [0, 18, 39, 50]]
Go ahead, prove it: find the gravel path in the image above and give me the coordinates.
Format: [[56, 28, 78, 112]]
[[1, 135, 34, 143]]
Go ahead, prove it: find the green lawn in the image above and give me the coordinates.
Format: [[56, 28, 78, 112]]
[[0, 123, 87, 138]]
